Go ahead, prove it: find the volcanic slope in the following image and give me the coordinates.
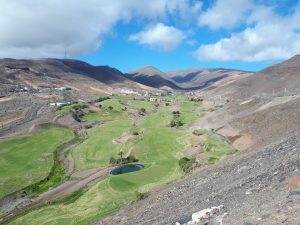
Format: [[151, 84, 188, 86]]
[[197, 55, 300, 151]]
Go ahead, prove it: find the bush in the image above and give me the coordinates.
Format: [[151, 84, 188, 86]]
[[72, 109, 84, 122], [126, 155, 138, 163], [178, 157, 195, 174], [139, 108, 146, 116], [165, 102, 170, 106], [193, 129, 208, 136], [132, 131, 139, 136], [170, 119, 183, 128], [108, 106, 114, 111], [109, 157, 118, 165], [84, 124, 93, 129], [136, 192, 147, 200], [95, 96, 110, 102], [172, 111, 180, 114], [190, 98, 203, 102], [139, 108, 146, 113], [72, 104, 88, 110]]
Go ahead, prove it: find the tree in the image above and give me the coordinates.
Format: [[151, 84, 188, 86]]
[[139, 108, 146, 115], [118, 151, 124, 163], [109, 157, 117, 165], [139, 108, 146, 113]]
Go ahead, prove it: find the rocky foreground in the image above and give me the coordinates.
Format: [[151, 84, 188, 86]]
[[95, 134, 300, 225]]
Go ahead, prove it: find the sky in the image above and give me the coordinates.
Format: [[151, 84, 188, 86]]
[[0, 0, 299, 72]]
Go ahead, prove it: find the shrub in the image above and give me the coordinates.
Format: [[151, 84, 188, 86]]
[[170, 119, 183, 128], [95, 96, 110, 102], [139, 108, 146, 113], [109, 157, 117, 165], [178, 157, 195, 174], [190, 98, 203, 102], [72, 104, 88, 111], [109, 155, 138, 165], [132, 131, 139, 136], [165, 102, 170, 106], [139, 108, 146, 116], [108, 106, 113, 111], [126, 155, 138, 163], [136, 192, 147, 200], [72, 109, 84, 122], [193, 129, 208, 136], [84, 124, 93, 129], [172, 111, 180, 115]]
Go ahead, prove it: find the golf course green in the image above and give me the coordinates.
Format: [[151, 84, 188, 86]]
[[5, 95, 233, 225]]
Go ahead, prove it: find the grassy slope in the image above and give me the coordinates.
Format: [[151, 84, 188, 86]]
[[204, 135, 234, 164], [0, 126, 74, 199], [10, 99, 200, 225], [100, 99, 124, 111]]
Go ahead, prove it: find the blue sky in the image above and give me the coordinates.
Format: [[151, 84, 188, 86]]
[[0, 0, 299, 72]]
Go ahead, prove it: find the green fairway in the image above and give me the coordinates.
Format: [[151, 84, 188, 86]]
[[84, 110, 127, 122], [9, 98, 203, 225], [72, 119, 133, 170], [0, 126, 74, 199], [179, 101, 203, 126]]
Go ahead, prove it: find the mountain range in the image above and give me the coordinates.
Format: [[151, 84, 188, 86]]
[[0, 58, 253, 95]]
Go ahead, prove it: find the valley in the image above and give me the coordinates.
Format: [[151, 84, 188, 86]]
[[0, 57, 299, 225]]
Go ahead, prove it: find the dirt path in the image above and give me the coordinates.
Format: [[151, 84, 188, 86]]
[[34, 167, 113, 203]]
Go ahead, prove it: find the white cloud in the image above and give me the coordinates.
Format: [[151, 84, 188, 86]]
[[198, 0, 252, 29], [195, 3, 300, 62], [0, 0, 196, 58], [129, 23, 186, 51]]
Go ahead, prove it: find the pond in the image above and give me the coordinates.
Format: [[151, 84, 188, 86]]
[[111, 164, 144, 175]]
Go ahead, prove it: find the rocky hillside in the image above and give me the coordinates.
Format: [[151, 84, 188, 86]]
[[197, 55, 300, 152], [167, 68, 253, 89], [0, 58, 153, 137], [0, 58, 152, 96]]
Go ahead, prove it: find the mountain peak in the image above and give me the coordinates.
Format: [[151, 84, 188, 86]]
[[128, 66, 164, 77]]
